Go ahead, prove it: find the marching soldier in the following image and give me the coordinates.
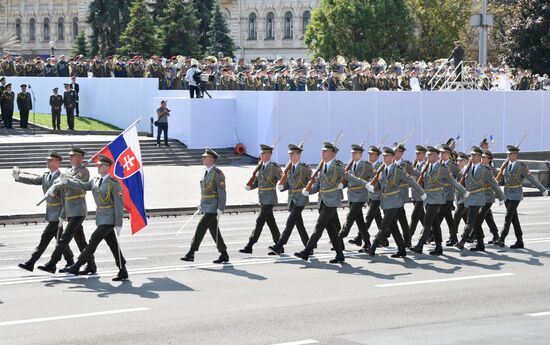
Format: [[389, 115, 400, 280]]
[[477, 150, 501, 243], [410, 146, 468, 255], [37, 147, 96, 275], [338, 144, 375, 248], [294, 142, 346, 263], [240, 145, 282, 254], [495, 145, 548, 248], [49, 87, 63, 130], [393, 143, 414, 247], [366, 147, 426, 258], [63, 83, 77, 130], [61, 155, 128, 281], [181, 149, 229, 264], [269, 144, 312, 255], [446, 152, 469, 246], [455, 146, 504, 252], [13, 152, 75, 272], [438, 144, 461, 240], [409, 145, 427, 237]]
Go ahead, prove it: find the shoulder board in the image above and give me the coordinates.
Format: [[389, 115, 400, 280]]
[[299, 162, 308, 167], [395, 165, 404, 170], [271, 162, 279, 167], [482, 165, 491, 170], [519, 162, 527, 167], [404, 160, 412, 165], [334, 160, 344, 167]]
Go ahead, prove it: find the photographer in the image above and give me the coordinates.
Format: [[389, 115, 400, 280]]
[[185, 62, 201, 98], [156, 100, 170, 147]]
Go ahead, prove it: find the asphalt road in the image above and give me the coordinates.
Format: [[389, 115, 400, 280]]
[[1, 197, 550, 345]]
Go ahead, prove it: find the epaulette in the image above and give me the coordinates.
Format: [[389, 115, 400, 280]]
[[519, 161, 527, 167], [334, 160, 344, 167], [395, 164, 404, 169], [272, 162, 280, 167]]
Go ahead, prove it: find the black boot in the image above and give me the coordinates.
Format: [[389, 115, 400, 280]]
[[391, 246, 407, 258], [293, 251, 309, 261], [409, 245, 423, 254], [445, 235, 458, 247], [79, 259, 97, 275], [469, 240, 485, 252], [37, 261, 56, 274], [112, 266, 129, 281], [63, 263, 81, 276], [213, 252, 229, 264], [329, 256, 345, 263], [239, 243, 253, 254], [18, 260, 35, 272], [366, 241, 377, 257], [348, 235, 362, 247], [429, 244, 443, 256], [180, 251, 195, 262], [268, 245, 281, 255], [510, 240, 524, 249], [488, 234, 499, 245]]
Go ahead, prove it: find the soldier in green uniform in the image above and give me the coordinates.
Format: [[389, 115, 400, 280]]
[[240, 144, 282, 254], [181, 149, 229, 264], [409, 145, 427, 237], [393, 143, 415, 247], [446, 152, 469, 246], [495, 145, 548, 248], [294, 142, 347, 263], [92, 56, 105, 77], [16, 84, 32, 129], [63, 83, 77, 130], [60, 155, 128, 281], [1, 83, 15, 129], [24, 58, 35, 76], [14, 56, 25, 76], [2, 54, 15, 76], [13, 152, 75, 272], [50, 87, 63, 131], [269, 144, 312, 255]]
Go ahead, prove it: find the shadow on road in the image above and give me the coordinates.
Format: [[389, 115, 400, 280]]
[[200, 264, 268, 281]]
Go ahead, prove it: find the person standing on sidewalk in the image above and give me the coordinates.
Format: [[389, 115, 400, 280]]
[[156, 100, 170, 147]]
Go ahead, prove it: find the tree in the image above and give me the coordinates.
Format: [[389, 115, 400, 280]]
[[159, 0, 200, 57], [503, 0, 550, 73], [87, 0, 132, 56], [193, 0, 215, 55], [72, 31, 89, 57], [207, 4, 235, 58], [406, 0, 473, 61], [148, 0, 168, 22], [305, 0, 415, 61], [117, 0, 160, 57]]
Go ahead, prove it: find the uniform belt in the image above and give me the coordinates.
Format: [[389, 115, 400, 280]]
[[258, 187, 276, 191], [468, 188, 485, 194], [349, 185, 366, 191], [201, 194, 219, 199], [442, 183, 451, 187], [47, 202, 61, 207], [425, 187, 443, 192], [97, 205, 114, 209], [383, 190, 400, 196], [399, 183, 408, 188], [320, 188, 338, 193], [66, 194, 86, 201], [506, 184, 522, 189]]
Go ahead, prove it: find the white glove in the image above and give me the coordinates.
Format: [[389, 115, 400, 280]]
[[543, 190, 548, 197], [464, 191, 470, 199], [421, 194, 427, 201], [12, 166, 20, 180], [337, 183, 344, 190], [366, 184, 375, 193], [114, 226, 123, 237], [217, 209, 223, 217], [244, 185, 251, 191], [60, 175, 68, 184], [499, 200, 504, 207], [45, 185, 56, 197], [277, 184, 284, 191], [302, 189, 310, 196]]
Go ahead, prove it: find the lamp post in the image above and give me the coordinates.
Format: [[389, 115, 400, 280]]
[[49, 40, 56, 57]]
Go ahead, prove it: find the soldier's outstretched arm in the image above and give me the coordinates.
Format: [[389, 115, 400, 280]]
[[16, 174, 43, 186], [63, 178, 93, 191], [522, 164, 548, 194]]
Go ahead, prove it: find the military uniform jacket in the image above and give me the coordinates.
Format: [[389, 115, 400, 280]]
[[369, 161, 383, 201], [464, 164, 504, 207], [17, 171, 63, 222], [251, 161, 282, 205], [503, 161, 546, 201], [396, 159, 415, 202], [484, 165, 497, 204], [310, 160, 345, 208], [200, 166, 227, 213], [50, 94, 63, 112], [57, 164, 90, 218], [1, 91, 14, 112], [280, 162, 311, 207], [442, 160, 461, 201], [16, 92, 32, 111], [63, 90, 76, 108], [65, 175, 124, 227], [374, 164, 424, 210], [344, 160, 374, 203], [411, 160, 426, 201], [423, 163, 467, 205]]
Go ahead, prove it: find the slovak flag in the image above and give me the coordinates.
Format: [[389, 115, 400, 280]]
[[92, 120, 147, 234]]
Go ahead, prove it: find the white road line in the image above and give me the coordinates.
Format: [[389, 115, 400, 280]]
[[0, 307, 150, 327], [272, 340, 320, 345], [526, 311, 550, 317], [375, 273, 515, 287]]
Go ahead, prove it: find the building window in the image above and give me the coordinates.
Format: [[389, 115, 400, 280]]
[[44, 18, 50, 41], [284, 12, 293, 39], [15, 19, 21, 41], [72, 17, 78, 38], [248, 13, 257, 40], [266, 12, 274, 39], [303, 11, 311, 34], [29, 18, 36, 41], [58, 18, 65, 41]]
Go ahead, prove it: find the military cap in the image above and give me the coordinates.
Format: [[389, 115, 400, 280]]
[[20, 84, 26, 88], [457, 152, 468, 160], [53, 87, 58, 92], [415, 145, 427, 153], [394, 143, 406, 152], [46, 151, 62, 161], [68, 146, 86, 156], [202, 148, 220, 159], [426, 146, 440, 154], [446, 138, 456, 146], [260, 144, 273, 153], [482, 150, 493, 159], [382, 147, 395, 156], [0, 77, 4, 82], [470, 146, 483, 155], [287, 144, 303, 154], [440, 144, 453, 153], [507, 145, 520, 153], [5, 83, 11, 88], [98, 154, 113, 166], [63, 83, 71, 86], [480, 138, 489, 146], [351, 144, 365, 153], [368, 146, 382, 155], [322, 142, 338, 152]]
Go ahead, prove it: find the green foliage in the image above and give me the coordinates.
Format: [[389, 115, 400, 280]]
[[87, 0, 132, 56], [158, 0, 200, 57], [117, 0, 161, 57], [207, 4, 235, 58], [72, 31, 89, 58], [193, 0, 215, 55]]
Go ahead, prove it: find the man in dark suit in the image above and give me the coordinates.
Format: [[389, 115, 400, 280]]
[[1, 83, 15, 129], [16, 84, 32, 128], [449, 40, 465, 82], [71, 76, 80, 117]]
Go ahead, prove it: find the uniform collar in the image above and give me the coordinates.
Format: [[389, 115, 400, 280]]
[[292, 161, 300, 167], [324, 159, 334, 170], [205, 165, 215, 174], [509, 160, 517, 169], [386, 163, 394, 171]]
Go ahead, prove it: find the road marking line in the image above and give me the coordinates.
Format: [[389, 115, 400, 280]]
[[375, 273, 515, 287], [272, 340, 320, 345], [526, 311, 550, 317], [0, 307, 150, 327]]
